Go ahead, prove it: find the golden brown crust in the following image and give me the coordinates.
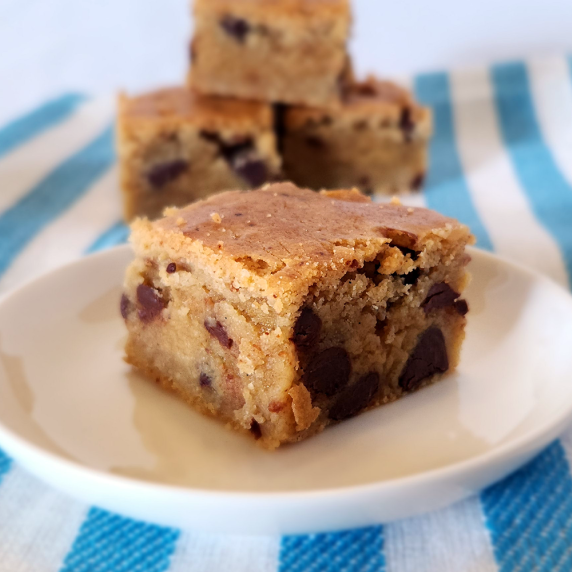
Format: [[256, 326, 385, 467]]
[[118, 87, 273, 132], [155, 182, 466, 264], [285, 77, 431, 136]]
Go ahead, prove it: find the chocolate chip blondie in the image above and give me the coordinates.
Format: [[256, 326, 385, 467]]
[[189, 0, 352, 107], [117, 87, 282, 221], [122, 183, 472, 449], [282, 78, 432, 195]]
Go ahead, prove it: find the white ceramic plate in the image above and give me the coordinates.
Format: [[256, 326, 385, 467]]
[[0, 245, 572, 535]]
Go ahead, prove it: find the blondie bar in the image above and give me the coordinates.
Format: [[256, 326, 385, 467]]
[[189, 0, 352, 107], [117, 87, 282, 221], [282, 78, 432, 195], [122, 183, 472, 449]]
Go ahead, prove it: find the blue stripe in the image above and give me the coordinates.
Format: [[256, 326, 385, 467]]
[[60, 508, 180, 572], [0, 93, 86, 159], [491, 61, 572, 281], [414, 72, 494, 251], [0, 125, 114, 278], [0, 448, 12, 484], [481, 441, 572, 571], [85, 221, 129, 254], [279, 526, 384, 572]]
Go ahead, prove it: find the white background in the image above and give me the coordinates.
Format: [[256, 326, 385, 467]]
[[1, 0, 572, 124]]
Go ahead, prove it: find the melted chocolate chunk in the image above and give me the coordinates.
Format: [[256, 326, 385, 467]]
[[204, 319, 233, 349], [220, 15, 250, 42], [136, 284, 165, 323], [249, 419, 262, 440], [306, 136, 325, 149], [120, 293, 131, 319], [399, 107, 415, 141], [200, 133, 268, 187], [199, 373, 212, 388], [146, 159, 187, 189], [292, 308, 322, 348], [411, 173, 425, 190], [402, 267, 421, 286], [166, 262, 176, 273], [454, 299, 469, 316], [399, 327, 449, 391], [329, 372, 380, 421], [233, 156, 268, 187], [422, 282, 460, 313], [304, 347, 351, 397]]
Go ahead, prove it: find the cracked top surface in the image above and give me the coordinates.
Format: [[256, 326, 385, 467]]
[[152, 183, 468, 271]]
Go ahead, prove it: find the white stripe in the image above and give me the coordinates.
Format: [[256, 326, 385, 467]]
[[0, 167, 119, 295], [168, 532, 280, 572], [527, 56, 572, 187], [374, 193, 427, 209], [0, 97, 114, 215], [449, 66, 569, 287], [385, 498, 497, 572], [0, 466, 87, 572]]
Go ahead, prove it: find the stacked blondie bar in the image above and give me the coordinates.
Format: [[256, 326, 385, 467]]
[[117, 0, 433, 220]]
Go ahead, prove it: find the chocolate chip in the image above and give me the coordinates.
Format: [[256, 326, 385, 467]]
[[399, 327, 449, 391], [422, 282, 460, 313], [304, 347, 351, 397], [250, 419, 262, 439], [292, 308, 322, 348], [199, 130, 221, 145], [306, 136, 325, 149], [329, 372, 380, 421], [146, 159, 187, 189], [166, 262, 176, 273], [353, 119, 368, 130], [120, 293, 131, 319], [204, 319, 233, 349], [233, 157, 268, 187], [200, 133, 268, 187], [199, 373, 212, 388], [220, 15, 250, 42], [399, 107, 415, 141], [454, 299, 469, 316], [411, 173, 425, 190], [402, 267, 421, 286], [136, 284, 165, 323]]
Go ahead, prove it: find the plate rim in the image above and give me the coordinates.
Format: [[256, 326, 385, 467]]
[[0, 244, 571, 504]]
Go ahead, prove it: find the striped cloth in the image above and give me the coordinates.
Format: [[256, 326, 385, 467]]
[[1, 56, 572, 571]]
